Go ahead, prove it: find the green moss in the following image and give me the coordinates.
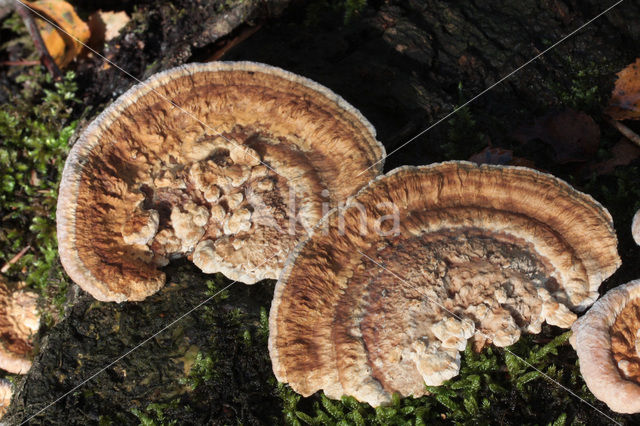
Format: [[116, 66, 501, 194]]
[[343, 0, 367, 22], [98, 415, 113, 426], [167, 281, 281, 423], [584, 166, 640, 224], [0, 68, 78, 320], [443, 106, 486, 160], [130, 401, 179, 426], [205, 274, 231, 300], [304, 0, 368, 27], [548, 57, 620, 114], [278, 330, 618, 424], [1, 12, 36, 59]]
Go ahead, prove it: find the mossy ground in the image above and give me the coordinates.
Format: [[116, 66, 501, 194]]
[[1, 0, 640, 424]]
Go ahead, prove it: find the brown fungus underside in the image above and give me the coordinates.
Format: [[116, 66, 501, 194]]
[[611, 298, 640, 382], [57, 62, 384, 302], [270, 162, 620, 407], [571, 279, 640, 414]]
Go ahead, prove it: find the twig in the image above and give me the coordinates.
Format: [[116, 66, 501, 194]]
[[207, 23, 263, 62], [1, 245, 31, 273], [0, 60, 40, 66], [607, 117, 640, 148], [15, 2, 62, 79]]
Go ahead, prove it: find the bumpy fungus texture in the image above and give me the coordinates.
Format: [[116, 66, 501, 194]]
[[0, 279, 40, 374], [57, 61, 384, 302], [571, 279, 640, 414], [270, 162, 620, 407]]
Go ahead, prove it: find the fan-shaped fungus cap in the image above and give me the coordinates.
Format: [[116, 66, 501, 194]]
[[269, 161, 620, 407], [0, 279, 39, 374], [0, 379, 11, 419], [57, 61, 384, 302], [571, 279, 640, 414], [633, 209, 640, 246]]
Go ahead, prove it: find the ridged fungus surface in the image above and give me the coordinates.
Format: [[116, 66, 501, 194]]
[[57, 61, 384, 302], [270, 162, 620, 406], [571, 279, 640, 414]]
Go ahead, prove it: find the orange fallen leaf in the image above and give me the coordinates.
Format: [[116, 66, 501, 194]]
[[606, 58, 640, 121], [26, 0, 90, 68]]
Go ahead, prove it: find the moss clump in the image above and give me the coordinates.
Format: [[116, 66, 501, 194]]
[[550, 57, 620, 114], [130, 401, 179, 426], [0, 68, 78, 321], [584, 166, 640, 229], [304, 0, 368, 27], [278, 330, 619, 425], [342, 0, 367, 22], [160, 278, 282, 424]]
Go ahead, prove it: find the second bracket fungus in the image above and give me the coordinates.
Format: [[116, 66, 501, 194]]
[[571, 280, 640, 414], [57, 61, 384, 302], [0, 379, 11, 419], [269, 161, 620, 407], [0, 278, 40, 375]]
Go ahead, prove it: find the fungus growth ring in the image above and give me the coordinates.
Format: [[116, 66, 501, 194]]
[[269, 162, 620, 407], [57, 61, 384, 302], [571, 279, 640, 414]]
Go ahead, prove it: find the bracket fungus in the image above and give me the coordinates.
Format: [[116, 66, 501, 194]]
[[269, 161, 620, 407], [0, 278, 39, 375], [571, 279, 640, 414], [57, 61, 384, 302], [0, 379, 11, 419]]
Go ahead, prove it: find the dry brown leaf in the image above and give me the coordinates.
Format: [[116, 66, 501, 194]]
[[26, 0, 90, 68], [469, 146, 514, 165], [469, 146, 536, 168], [512, 109, 600, 164], [606, 58, 640, 121], [587, 138, 640, 176], [87, 10, 130, 47]]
